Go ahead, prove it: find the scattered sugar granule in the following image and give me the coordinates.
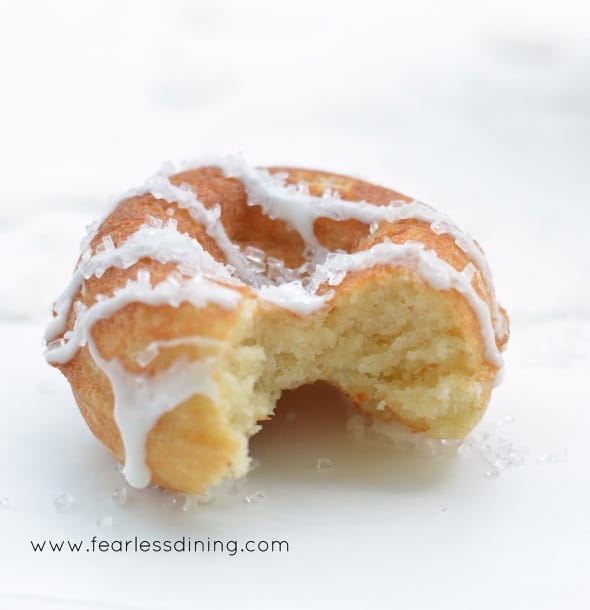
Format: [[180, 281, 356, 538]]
[[245, 491, 265, 505], [54, 493, 76, 512], [495, 415, 515, 427], [485, 467, 502, 479], [182, 495, 201, 513], [161, 491, 184, 508], [539, 449, 568, 464], [223, 477, 248, 496], [111, 488, 128, 506], [316, 458, 334, 470]]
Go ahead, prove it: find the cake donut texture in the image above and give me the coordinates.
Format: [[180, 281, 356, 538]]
[[45, 157, 509, 494]]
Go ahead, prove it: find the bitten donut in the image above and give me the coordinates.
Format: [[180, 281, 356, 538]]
[[45, 156, 509, 494]]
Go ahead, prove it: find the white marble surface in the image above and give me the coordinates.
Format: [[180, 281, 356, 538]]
[[1, 1, 589, 608]]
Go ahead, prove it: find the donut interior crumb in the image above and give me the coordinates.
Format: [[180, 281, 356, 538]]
[[211, 270, 488, 486]]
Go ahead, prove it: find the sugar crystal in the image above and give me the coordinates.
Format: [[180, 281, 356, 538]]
[[146, 215, 163, 228], [136, 344, 159, 368], [73, 300, 85, 316], [177, 262, 198, 277], [224, 477, 248, 495], [539, 449, 568, 464], [496, 415, 514, 427], [166, 270, 184, 286], [161, 491, 184, 508], [101, 235, 115, 251], [97, 516, 113, 528], [182, 495, 201, 513], [197, 488, 216, 505], [136, 269, 151, 285], [440, 439, 462, 455], [327, 269, 347, 286], [245, 491, 265, 505], [112, 488, 128, 506], [244, 246, 266, 264], [54, 493, 76, 512], [47, 338, 66, 351], [316, 458, 333, 470]]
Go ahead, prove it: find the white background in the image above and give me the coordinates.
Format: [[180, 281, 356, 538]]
[[0, 1, 589, 608]]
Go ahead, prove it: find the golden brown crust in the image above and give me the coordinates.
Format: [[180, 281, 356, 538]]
[[51, 166, 508, 492]]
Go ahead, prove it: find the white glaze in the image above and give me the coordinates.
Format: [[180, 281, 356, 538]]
[[46, 270, 242, 364], [144, 176, 255, 280], [90, 340, 218, 489], [311, 241, 502, 366], [136, 335, 227, 368], [257, 282, 333, 315], [191, 154, 507, 340], [46, 270, 239, 488], [45, 156, 507, 488], [252, 241, 502, 366], [45, 221, 240, 344]]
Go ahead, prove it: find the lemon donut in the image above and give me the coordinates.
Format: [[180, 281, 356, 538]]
[[45, 156, 509, 494]]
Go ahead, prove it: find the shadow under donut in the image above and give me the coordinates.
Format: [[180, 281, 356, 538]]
[[249, 381, 457, 492]]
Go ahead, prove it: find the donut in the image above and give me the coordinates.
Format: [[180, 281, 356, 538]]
[[45, 156, 509, 494]]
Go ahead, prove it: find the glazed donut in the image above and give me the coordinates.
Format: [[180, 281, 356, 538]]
[[45, 156, 509, 494]]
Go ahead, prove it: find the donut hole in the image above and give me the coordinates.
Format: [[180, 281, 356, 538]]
[[172, 166, 413, 273]]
